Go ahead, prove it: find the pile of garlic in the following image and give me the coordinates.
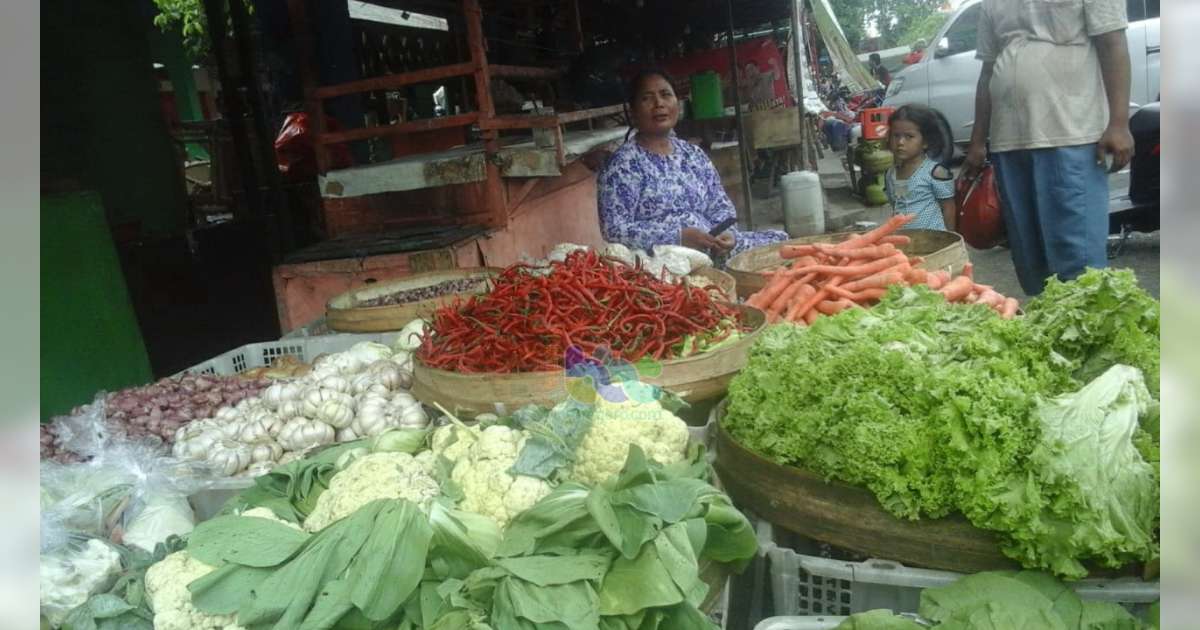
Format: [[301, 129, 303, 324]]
[[171, 341, 429, 477]]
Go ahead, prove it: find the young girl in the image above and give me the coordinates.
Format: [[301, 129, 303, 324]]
[[885, 105, 956, 231]]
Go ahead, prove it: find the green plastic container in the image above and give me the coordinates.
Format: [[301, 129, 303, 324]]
[[690, 71, 724, 119], [41, 191, 153, 421]]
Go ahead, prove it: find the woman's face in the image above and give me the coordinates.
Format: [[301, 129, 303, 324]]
[[632, 74, 679, 135]]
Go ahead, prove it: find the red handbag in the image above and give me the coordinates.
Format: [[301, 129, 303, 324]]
[[955, 163, 1005, 249]]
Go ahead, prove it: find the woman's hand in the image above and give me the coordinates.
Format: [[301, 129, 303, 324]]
[[681, 228, 735, 255]]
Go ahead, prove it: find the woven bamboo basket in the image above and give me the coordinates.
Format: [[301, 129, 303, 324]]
[[411, 304, 766, 417], [326, 268, 500, 333], [726, 229, 969, 300]]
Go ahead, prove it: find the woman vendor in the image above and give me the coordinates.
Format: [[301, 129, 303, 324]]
[[597, 69, 788, 259]]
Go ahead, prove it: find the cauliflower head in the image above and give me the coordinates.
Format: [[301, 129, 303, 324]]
[[304, 452, 440, 532], [40, 539, 123, 627], [446, 425, 552, 528], [145, 550, 243, 630], [431, 423, 481, 462], [239, 507, 302, 530], [569, 398, 689, 486]]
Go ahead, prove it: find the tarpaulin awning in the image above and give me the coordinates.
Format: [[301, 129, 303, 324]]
[[810, 0, 879, 93]]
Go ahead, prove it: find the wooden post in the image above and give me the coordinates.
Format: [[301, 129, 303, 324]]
[[464, 0, 506, 229], [569, 0, 584, 53], [286, 0, 330, 174], [725, 0, 755, 229], [229, 0, 291, 257], [790, 0, 811, 171], [201, 0, 261, 220]]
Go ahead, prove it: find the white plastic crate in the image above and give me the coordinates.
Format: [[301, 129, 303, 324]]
[[175, 332, 402, 377], [756, 521, 1160, 618], [755, 616, 847, 630]]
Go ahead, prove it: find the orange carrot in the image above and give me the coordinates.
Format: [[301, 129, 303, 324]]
[[1001, 297, 1020, 319], [767, 280, 810, 317], [826, 284, 860, 301], [908, 256, 925, 266], [780, 245, 827, 259], [940, 275, 974, 302], [789, 253, 908, 278], [925, 274, 947, 290], [976, 289, 1005, 309], [747, 272, 789, 308], [905, 268, 930, 285], [962, 262, 974, 279], [848, 288, 887, 303], [827, 243, 898, 260], [803, 309, 820, 325], [837, 214, 916, 249], [842, 270, 906, 293], [878, 234, 912, 247], [815, 299, 857, 316]]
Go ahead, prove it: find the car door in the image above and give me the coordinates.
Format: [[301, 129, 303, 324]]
[[923, 3, 984, 146], [1142, 0, 1160, 101]]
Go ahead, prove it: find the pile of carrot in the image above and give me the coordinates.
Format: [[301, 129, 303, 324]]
[[745, 214, 1020, 325]]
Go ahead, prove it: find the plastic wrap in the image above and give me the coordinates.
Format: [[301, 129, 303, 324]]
[[40, 434, 243, 556]]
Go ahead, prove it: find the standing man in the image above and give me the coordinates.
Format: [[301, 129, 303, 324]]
[[868, 53, 892, 87], [963, 0, 1134, 295]]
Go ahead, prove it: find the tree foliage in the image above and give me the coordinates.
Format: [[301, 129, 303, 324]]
[[827, 0, 945, 51], [151, 0, 253, 60]]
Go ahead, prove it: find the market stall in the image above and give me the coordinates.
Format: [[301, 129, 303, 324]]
[[40, 208, 1162, 629]]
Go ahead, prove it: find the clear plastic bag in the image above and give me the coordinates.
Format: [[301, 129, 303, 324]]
[[40, 434, 236, 555]]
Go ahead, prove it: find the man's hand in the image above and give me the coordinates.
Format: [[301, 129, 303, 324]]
[[1097, 123, 1134, 172], [962, 142, 988, 180], [681, 227, 730, 253]]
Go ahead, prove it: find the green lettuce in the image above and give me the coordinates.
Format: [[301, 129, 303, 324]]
[[725, 274, 1160, 577]]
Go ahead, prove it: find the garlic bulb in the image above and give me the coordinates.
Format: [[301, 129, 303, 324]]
[[238, 419, 273, 443], [353, 393, 392, 437], [248, 440, 283, 464], [208, 440, 252, 476], [278, 418, 335, 451], [389, 395, 428, 429], [241, 461, 275, 478], [302, 388, 354, 418], [214, 406, 240, 423], [316, 398, 355, 429], [262, 381, 304, 409], [277, 399, 305, 420], [336, 426, 359, 442], [218, 420, 245, 440], [393, 319, 427, 352], [350, 373, 376, 396], [389, 351, 414, 388], [319, 375, 353, 394], [173, 427, 220, 460], [364, 360, 404, 391], [347, 341, 393, 365]]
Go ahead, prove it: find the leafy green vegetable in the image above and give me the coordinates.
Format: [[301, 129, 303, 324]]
[[61, 536, 186, 630], [725, 275, 1160, 577], [221, 440, 370, 522], [833, 609, 925, 630], [917, 571, 1141, 630], [1025, 268, 1161, 396], [510, 401, 596, 480], [186, 514, 309, 567], [370, 428, 432, 454]]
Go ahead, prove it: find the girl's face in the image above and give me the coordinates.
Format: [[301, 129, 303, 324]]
[[889, 119, 927, 162], [632, 75, 680, 136]]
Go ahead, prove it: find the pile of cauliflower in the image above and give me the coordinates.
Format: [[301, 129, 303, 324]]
[[145, 509, 294, 630], [171, 341, 429, 478], [139, 396, 694, 628]]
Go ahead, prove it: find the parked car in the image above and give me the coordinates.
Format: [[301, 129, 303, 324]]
[[883, 0, 1160, 147]]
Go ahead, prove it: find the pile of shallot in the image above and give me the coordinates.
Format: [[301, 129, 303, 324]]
[[39, 423, 83, 464], [93, 375, 270, 445]]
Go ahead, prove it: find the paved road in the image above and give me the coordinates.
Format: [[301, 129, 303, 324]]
[[968, 230, 1160, 301]]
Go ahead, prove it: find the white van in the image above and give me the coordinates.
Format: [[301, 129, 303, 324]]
[[883, 0, 1160, 146]]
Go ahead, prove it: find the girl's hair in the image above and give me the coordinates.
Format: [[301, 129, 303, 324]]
[[624, 68, 676, 140], [889, 104, 949, 162]]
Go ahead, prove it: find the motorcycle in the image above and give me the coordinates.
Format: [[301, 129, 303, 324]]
[[1108, 100, 1159, 257]]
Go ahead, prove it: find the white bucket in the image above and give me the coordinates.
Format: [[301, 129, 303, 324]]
[[780, 170, 825, 237]]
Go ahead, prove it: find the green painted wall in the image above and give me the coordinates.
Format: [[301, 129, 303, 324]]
[[41, 0, 188, 238], [41, 192, 153, 421], [148, 25, 210, 160]]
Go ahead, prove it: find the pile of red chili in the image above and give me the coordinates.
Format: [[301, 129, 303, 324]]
[[416, 250, 743, 373]]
